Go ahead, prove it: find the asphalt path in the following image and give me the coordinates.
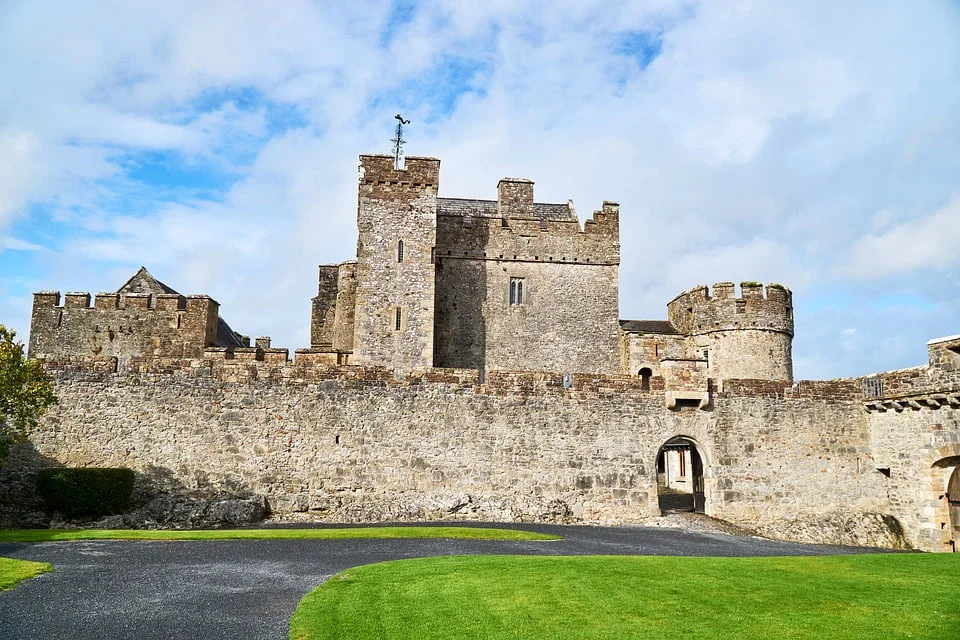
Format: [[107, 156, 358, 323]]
[[0, 522, 895, 640]]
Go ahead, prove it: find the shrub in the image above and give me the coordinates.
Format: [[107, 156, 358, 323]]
[[37, 468, 135, 517]]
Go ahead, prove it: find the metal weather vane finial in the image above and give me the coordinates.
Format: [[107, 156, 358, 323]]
[[391, 113, 411, 169]]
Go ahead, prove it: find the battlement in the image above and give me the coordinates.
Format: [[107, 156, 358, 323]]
[[32, 291, 216, 312], [29, 288, 223, 361], [667, 282, 794, 336], [359, 154, 440, 187], [435, 201, 620, 265]]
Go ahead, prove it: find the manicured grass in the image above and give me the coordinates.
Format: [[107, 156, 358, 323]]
[[0, 557, 52, 591], [0, 526, 559, 543], [290, 554, 960, 640]]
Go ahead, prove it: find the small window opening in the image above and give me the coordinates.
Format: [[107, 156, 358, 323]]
[[395, 307, 403, 331], [639, 367, 652, 391], [397, 240, 404, 263], [509, 278, 525, 305], [702, 349, 709, 364], [678, 451, 687, 477], [877, 467, 891, 478]]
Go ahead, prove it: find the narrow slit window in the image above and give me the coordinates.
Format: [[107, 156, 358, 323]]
[[509, 277, 525, 305], [397, 240, 404, 263], [395, 307, 403, 331]]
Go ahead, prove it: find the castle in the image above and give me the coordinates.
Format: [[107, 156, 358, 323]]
[[17, 154, 960, 551]]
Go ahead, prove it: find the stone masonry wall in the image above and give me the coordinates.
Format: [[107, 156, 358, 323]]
[[14, 359, 895, 546], [29, 291, 219, 361], [434, 201, 621, 374], [667, 283, 793, 382], [864, 362, 960, 551]]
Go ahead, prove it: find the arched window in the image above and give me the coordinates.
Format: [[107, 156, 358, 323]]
[[509, 277, 525, 305], [397, 240, 404, 263], [639, 367, 652, 391]]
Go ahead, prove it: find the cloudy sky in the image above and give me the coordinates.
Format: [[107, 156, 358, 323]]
[[2, 0, 958, 380]]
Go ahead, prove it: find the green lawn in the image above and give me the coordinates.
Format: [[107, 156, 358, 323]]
[[290, 554, 960, 640], [0, 557, 52, 591], [0, 526, 559, 543]]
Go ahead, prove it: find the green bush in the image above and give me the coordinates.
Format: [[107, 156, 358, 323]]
[[36, 468, 135, 517]]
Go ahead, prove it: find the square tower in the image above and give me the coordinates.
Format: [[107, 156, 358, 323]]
[[352, 155, 440, 370]]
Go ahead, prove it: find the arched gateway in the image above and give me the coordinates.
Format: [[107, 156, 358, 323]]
[[656, 436, 707, 515], [932, 454, 960, 552]]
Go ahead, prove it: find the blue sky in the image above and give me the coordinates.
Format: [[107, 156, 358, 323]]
[[2, 0, 959, 379]]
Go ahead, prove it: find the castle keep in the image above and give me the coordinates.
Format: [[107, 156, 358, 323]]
[[15, 154, 960, 552]]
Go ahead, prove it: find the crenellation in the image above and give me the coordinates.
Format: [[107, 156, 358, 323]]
[[95, 293, 119, 310], [123, 293, 151, 310], [64, 292, 91, 308]]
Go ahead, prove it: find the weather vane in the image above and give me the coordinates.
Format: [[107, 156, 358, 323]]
[[391, 113, 410, 169]]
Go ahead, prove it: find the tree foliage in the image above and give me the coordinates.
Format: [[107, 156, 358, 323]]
[[0, 325, 56, 461]]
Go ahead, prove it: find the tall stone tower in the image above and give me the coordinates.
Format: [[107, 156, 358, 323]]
[[352, 155, 440, 370]]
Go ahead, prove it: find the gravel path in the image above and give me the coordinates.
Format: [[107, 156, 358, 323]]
[[0, 522, 895, 640]]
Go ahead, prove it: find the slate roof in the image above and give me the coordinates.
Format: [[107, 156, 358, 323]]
[[116, 267, 180, 296], [437, 197, 575, 220], [215, 317, 246, 349], [619, 320, 678, 335]]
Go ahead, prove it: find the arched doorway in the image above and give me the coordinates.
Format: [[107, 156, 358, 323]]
[[948, 466, 960, 552], [656, 436, 705, 514], [931, 455, 960, 552]]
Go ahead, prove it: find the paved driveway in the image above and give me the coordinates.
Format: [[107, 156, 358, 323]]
[[0, 523, 892, 640]]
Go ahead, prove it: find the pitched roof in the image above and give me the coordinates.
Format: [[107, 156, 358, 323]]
[[116, 267, 180, 296], [619, 320, 678, 335]]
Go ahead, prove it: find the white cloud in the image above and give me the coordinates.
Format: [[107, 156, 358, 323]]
[[840, 198, 960, 278], [1, 0, 959, 379]]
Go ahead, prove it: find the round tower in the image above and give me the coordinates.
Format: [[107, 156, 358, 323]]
[[667, 282, 794, 382]]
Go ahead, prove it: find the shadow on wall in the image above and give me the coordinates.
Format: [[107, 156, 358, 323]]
[[0, 446, 268, 529], [0, 443, 63, 528]]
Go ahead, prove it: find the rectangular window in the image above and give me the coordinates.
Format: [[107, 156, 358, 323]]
[[397, 240, 404, 263], [678, 450, 687, 477], [395, 307, 402, 331], [509, 277, 525, 306]]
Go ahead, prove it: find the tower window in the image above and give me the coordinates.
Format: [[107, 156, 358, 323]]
[[395, 307, 403, 331], [509, 278, 525, 305], [639, 367, 652, 391], [397, 240, 404, 263]]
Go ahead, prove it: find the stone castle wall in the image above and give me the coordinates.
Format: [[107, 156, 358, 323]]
[[862, 349, 960, 552], [29, 291, 219, 361], [15, 357, 899, 546]]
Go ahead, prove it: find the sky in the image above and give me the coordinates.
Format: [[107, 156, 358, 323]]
[[1, 0, 959, 380]]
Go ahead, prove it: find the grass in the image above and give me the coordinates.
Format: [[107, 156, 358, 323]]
[[290, 554, 960, 640], [0, 557, 52, 591], [0, 526, 560, 543]]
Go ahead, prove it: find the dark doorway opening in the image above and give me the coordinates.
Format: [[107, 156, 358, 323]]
[[656, 436, 705, 515], [949, 465, 960, 552], [638, 367, 652, 391]]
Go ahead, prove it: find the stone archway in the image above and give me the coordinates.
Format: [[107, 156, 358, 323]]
[[931, 453, 960, 552], [656, 436, 706, 515]]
